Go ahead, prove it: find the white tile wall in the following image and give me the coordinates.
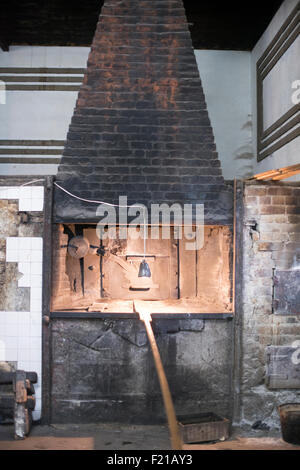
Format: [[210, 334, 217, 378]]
[[0, 310, 42, 420], [0, 186, 44, 211], [0, 185, 44, 420]]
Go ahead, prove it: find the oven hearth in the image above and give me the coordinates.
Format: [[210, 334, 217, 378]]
[[51, 224, 233, 315]]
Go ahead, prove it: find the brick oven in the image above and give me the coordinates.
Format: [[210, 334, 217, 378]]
[[46, 0, 235, 424]]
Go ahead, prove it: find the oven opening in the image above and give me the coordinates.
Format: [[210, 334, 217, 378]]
[[51, 224, 233, 314]]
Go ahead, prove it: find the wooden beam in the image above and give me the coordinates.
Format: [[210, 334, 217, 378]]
[[250, 164, 300, 181], [254, 170, 280, 180], [272, 170, 300, 181]]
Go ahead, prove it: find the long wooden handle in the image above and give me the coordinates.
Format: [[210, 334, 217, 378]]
[[140, 312, 183, 450]]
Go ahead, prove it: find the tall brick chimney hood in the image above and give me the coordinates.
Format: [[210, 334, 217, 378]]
[[54, 0, 233, 225]]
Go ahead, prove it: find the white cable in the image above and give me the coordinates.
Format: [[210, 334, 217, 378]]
[[54, 181, 148, 259], [14, 160, 149, 261], [21, 179, 45, 187], [54, 181, 144, 209]]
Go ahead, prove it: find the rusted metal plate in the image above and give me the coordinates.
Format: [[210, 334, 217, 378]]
[[273, 270, 300, 315], [266, 346, 300, 389]]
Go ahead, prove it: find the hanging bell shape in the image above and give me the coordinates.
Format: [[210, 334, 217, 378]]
[[138, 260, 151, 278]]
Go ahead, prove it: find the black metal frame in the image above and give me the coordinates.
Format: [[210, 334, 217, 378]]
[[42, 179, 237, 424], [231, 180, 244, 424], [50, 311, 234, 321], [41, 177, 53, 424]]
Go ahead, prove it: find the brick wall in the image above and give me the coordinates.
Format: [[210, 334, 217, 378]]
[[241, 182, 300, 428], [54, 0, 233, 224]]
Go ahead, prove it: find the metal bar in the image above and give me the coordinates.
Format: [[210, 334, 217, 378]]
[[0, 67, 86, 74], [231, 180, 244, 425], [0, 158, 61, 164], [125, 255, 157, 259], [0, 148, 62, 154], [50, 311, 234, 320], [41, 177, 54, 425], [0, 76, 83, 83], [0, 140, 65, 146]]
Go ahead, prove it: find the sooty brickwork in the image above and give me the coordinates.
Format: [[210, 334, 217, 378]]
[[54, 0, 233, 225]]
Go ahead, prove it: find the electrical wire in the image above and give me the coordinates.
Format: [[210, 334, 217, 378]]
[[54, 181, 148, 260], [14, 176, 150, 270], [54, 182, 142, 209], [21, 179, 45, 186], [16, 180, 148, 261]]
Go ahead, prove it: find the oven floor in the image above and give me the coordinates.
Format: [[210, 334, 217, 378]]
[[53, 298, 233, 314], [0, 424, 299, 450]]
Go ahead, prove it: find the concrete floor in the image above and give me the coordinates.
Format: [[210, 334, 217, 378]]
[[0, 423, 300, 450], [0, 423, 171, 450]]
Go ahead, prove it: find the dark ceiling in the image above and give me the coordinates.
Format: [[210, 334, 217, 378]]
[[0, 0, 284, 52]]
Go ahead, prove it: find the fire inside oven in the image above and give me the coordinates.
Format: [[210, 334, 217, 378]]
[[51, 224, 233, 314]]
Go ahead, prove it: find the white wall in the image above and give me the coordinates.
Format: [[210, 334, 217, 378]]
[[0, 46, 89, 176], [195, 0, 300, 181], [251, 0, 300, 179], [195, 50, 253, 180], [0, 46, 254, 180]]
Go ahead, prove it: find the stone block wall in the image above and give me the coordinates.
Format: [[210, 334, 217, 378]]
[[240, 182, 300, 428], [50, 318, 234, 424]]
